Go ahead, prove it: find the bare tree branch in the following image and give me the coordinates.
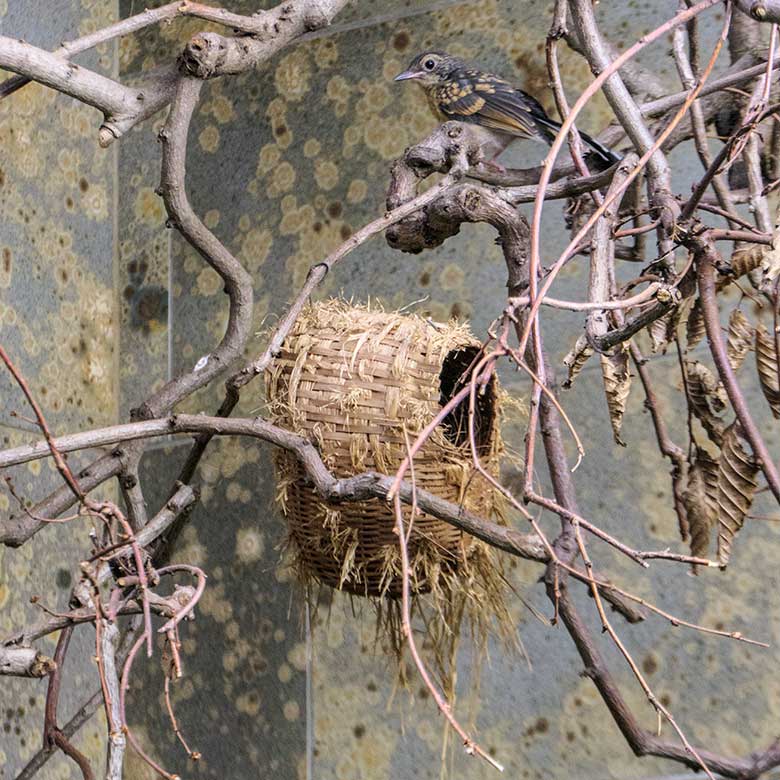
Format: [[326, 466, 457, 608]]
[[735, 0, 780, 24], [0, 646, 55, 678]]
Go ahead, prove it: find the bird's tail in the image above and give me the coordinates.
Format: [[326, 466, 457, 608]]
[[534, 115, 621, 168], [577, 128, 622, 167]]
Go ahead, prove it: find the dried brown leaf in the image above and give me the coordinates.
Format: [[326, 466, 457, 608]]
[[684, 360, 728, 446], [723, 244, 780, 294], [726, 309, 754, 372], [600, 344, 631, 446], [648, 291, 694, 355], [728, 245, 764, 280], [755, 323, 780, 418], [562, 334, 594, 389], [648, 310, 677, 354], [685, 298, 706, 352], [683, 447, 719, 560], [760, 240, 780, 294], [716, 423, 759, 566]]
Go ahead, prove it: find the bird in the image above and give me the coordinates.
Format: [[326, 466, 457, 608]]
[[394, 50, 620, 170]]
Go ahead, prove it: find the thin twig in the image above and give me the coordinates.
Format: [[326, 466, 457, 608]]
[[392, 493, 503, 772]]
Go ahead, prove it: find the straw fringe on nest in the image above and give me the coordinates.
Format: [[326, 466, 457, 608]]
[[265, 299, 518, 681]]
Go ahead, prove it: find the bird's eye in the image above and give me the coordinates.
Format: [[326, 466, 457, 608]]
[[424, 59, 436, 70]]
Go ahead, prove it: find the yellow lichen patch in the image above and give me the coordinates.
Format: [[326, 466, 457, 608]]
[[198, 124, 220, 153], [235, 527, 265, 564], [204, 208, 220, 229], [313, 37, 339, 69], [175, 525, 206, 566], [314, 159, 339, 191], [57, 148, 82, 188], [118, 34, 139, 69], [362, 114, 409, 160], [434, 0, 499, 35], [134, 186, 165, 227], [325, 74, 352, 116], [274, 49, 312, 102], [208, 92, 237, 125], [267, 160, 296, 197], [279, 199, 316, 239], [0, 83, 56, 178], [439, 262, 465, 292], [382, 58, 404, 82], [283, 700, 300, 721], [256, 142, 282, 176], [196, 266, 221, 297], [57, 101, 93, 139], [35, 277, 116, 423], [199, 581, 233, 624], [287, 641, 307, 672], [346, 178, 368, 204], [236, 690, 263, 717], [283, 218, 347, 289], [303, 138, 321, 158], [239, 227, 273, 274], [314, 676, 397, 779], [278, 663, 293, 683], [265, 96, 292, 148], [355, 83, 392, 118], [226, 481, 242, 503], [81, 182, 108, 221]]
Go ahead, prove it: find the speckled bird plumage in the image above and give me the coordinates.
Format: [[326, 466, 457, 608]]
[[395, 51, 620, 168]]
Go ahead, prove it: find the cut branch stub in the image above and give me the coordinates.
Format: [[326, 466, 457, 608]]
[[716, 422, 759, 567], [734, 0, 780, 26], [755, 323, 780, 418], [181, 33, 229, 78], [177, 1, 347, 78], [0, 645, 56, 678]]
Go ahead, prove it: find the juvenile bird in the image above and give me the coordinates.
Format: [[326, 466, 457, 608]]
[[395, 50, 620, 169]]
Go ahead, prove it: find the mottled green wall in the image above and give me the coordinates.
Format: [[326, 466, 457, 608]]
[[0, 1, 121, 776], [2, 1, 780, 780]]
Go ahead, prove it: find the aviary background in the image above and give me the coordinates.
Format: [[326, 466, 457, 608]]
[[1, 1, 776, 778]]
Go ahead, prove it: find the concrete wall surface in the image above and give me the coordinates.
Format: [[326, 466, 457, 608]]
[[1, 2, 778, 779]]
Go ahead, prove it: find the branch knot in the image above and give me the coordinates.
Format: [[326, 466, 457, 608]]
[[180, 33, 228, 78]]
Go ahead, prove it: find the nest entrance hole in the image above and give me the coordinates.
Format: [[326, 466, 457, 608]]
[[439, 346, 496, 454]]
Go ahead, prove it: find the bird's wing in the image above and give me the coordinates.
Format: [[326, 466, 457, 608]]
[[434, 70, 555, 140], [432, 67, 620, 165]]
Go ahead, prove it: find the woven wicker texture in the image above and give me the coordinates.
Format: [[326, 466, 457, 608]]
[[266, 300, 501, 598]]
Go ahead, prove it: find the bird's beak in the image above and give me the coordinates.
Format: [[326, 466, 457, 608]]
[[394, 69, 421, 82]]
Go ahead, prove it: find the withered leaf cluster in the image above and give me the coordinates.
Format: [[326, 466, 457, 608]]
[[563, 246, 779, 567]]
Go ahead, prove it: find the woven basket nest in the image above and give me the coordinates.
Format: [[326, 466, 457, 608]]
[[266, 299, 511, 613]]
